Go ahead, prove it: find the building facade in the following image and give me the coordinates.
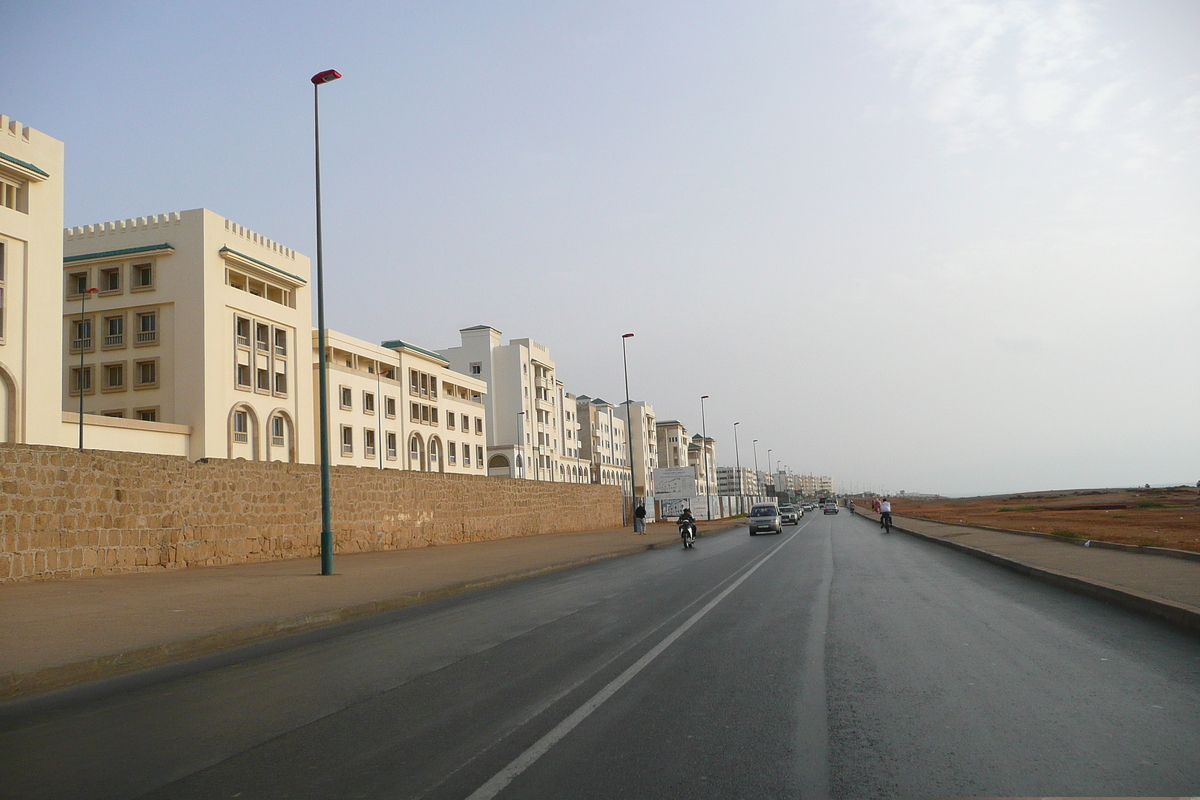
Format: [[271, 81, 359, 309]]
[[716, 465, 759, 495], [655, 420, 689, 468], [625, 400, 656, 505], [315, 330, 488, 474], [575, 396, 631, 493], [62, 208, 314, 462]]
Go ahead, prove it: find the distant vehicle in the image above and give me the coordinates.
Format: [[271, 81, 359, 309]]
[[748, 503, 782, 535], [779, 504, 800, 525], [822, 501, 838, 515]]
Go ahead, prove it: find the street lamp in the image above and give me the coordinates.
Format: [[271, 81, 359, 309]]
[[767, 449, 772, 496], [77, 286, 99, 449], [732, 422, 742, 496], [621, 333, 636, 528], [700, 395, 711, 519], [312, 67, 341, 576]]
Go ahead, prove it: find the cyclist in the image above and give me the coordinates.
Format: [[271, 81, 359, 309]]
[[879, 497, 892, 531]]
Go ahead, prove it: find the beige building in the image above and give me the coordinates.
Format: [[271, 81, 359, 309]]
[[716, 465, 759, 495], [575, 396, 631, 493], [315, 329, 487, 474], [0, 114, 67, 446], [556, 385, 591, 483], [625, 400, 656, 505], [687, 434, 716, 497], [62, 208, 314, 462], [656, 420, 689, 468]]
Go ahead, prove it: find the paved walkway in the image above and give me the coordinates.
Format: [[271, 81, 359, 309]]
[[853, 507, 1200, 633], [0, 520, 737, 700]]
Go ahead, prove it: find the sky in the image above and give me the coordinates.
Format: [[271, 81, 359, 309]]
[[5, 0, 1198, 497]]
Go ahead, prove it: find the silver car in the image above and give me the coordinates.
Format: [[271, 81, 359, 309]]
[[748, 503, 782, 535]]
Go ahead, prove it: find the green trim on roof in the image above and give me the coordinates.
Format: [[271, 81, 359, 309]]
[[219, 247, 307, 285], [380, 339, 448, 363], [64, 243, 174, 263], [0, 150, 50, 178]]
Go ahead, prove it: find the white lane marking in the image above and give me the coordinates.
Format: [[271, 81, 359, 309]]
[[466, 526, 804, 800]]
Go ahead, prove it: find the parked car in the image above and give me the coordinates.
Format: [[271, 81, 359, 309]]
[[822, 501, 838, 515], [748, 503, 782, 535], [779, 504, 801, 525]]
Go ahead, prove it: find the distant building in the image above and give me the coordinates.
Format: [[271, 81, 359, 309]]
[[438, 326, 562, 481], [656, 420, 689, 468], [625, 400, 656, 504], [716, 465, 758, 495], [575, 395, 631, 493]]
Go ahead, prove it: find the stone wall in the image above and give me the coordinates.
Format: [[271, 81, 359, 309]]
[[0, 444, 624, 583]]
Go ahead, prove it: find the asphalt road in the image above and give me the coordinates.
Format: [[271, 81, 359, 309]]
[[2, 511, 1198, 799]]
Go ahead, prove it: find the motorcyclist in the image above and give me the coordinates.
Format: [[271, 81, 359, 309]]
[[677, 508, 696, 541]]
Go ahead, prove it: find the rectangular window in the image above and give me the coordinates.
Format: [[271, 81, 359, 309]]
[[411, 402, 420, 422], [236, 363, 251, 388], [386, 431, 398, 460], [233, 410, 248, 442], [446, 411, 455, 430], [448, 442, 457, 464], [476, 417, 483, 435], [409, 369, 419, 395], [67, 270, 89, 298], [131, 262, 154, 290], [384, 396, 396, 419], [99, 266, 121, 294], [274, 364, 288, 396], [70, 318, 93, 352], [70, 365, 94, 395], [102, 362, 125, 391], [363, 392, 375, 414], [462, 415, 469, 433], [103, 315, 125, 348], [228, 270, 247, 291], [364, 428, 376, 458], [102, 409, 125, 418], [470, 362, 481, 375], [476, 445, 484, 467], [235, 316, 250, 347], [255, 323, 270, 352], [0, 175, 26, 213], [274, 328, 287, 356], [136, 407, 158, 422], [430, 407, 439, 425], [341, 425, 353, 456], [339, 386, 352, 410], [271, 415, 285, 446], [421, 404, 430, 424], [430, 379, 437, 400], [463, 445, 471, 466], [134, 359, 158, 388], [420, 373, 428, 397], [136, 311, 157, 344], [257, 367, 270, 392]]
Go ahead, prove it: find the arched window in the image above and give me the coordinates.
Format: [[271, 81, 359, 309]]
[[409, 433, 425, 471]]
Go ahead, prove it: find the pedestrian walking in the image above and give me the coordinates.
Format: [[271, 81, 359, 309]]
[[634, 502, 647, 534]]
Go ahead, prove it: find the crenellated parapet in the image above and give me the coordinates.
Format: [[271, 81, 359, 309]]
[[1, 115, 34, 142], [64, 212, 183, 240], [63, 211, 299, 261]]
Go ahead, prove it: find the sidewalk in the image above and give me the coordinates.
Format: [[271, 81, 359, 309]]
[[0, 519, 741, 701], [853, 507, 1200, 634]]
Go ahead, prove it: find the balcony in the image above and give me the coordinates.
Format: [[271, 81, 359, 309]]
[[104, 334, 124, 347], [136, 330, 157, 344], [70, 338, 92, 351]]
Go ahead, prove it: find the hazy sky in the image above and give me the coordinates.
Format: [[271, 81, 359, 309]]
[[6, 0, 1198, 496]]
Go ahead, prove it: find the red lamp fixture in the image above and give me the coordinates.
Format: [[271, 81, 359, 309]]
[[311, 69, 342, 85]]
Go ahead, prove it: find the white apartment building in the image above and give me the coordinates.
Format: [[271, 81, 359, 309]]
[[625, 400, 656, 505], [687, 434, 716, 496], [656, 420, 689, 468], [575, 396, 631, 493], [556, 385, 591, 483], [0, 114, 67, 446], [315, 330, 487, 474], [438, 326, 568, 481], [716, 465, 759, 496], [62, 208, 314, 462]]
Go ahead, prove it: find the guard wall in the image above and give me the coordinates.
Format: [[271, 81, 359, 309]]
[[0, 443, 623, 583]]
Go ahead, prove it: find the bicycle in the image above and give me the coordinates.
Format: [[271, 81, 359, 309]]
[[880, 512, 892, 533]]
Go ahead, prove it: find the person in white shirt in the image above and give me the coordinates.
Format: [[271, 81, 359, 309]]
[[879, 498, 892, 530]]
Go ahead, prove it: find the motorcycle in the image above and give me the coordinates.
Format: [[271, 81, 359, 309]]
[[678, 518, 697, 549]]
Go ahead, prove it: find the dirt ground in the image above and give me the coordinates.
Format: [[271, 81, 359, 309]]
[[882, 486, 1200, 553]]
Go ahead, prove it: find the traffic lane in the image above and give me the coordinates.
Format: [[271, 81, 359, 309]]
[[827, 510, 1200, 798], [490, 517, 829, 800], [0, 524, 763, 800]]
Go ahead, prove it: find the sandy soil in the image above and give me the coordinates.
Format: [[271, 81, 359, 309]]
[[883, 486, 1200, 553]]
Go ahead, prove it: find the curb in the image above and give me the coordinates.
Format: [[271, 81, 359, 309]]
[[886, 520, 1200, 636], [0, 521, 745, 702]]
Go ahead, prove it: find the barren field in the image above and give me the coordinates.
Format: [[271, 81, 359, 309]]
[[888, 486, 1200, 554]]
